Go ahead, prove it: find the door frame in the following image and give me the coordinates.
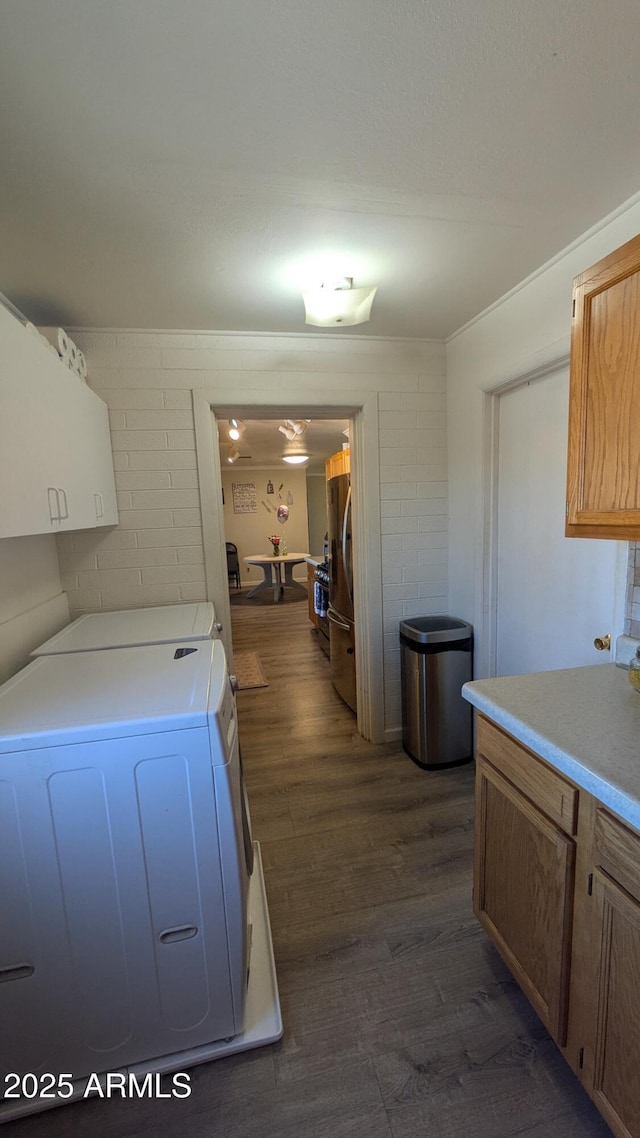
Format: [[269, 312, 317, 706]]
[[480, 353, 628, 679], [192, 389, 385, 744]]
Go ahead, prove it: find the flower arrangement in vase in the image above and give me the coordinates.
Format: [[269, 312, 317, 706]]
[[268, 534, 281, 556]]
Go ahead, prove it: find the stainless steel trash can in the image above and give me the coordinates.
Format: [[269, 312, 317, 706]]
[[400, 615, 473, 769]]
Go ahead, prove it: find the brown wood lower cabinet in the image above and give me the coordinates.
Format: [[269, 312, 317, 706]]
[[591, 871, 640, 1138], [475, 757, 575, 1044], [475, 713, 640, 1138]]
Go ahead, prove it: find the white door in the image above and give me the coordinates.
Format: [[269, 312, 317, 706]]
[[495, 368, 625, 677]]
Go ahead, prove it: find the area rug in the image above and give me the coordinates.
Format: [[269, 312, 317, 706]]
[[233, 651, 269, 690]]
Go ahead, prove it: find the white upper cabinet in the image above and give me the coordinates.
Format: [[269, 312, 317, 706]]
[[0, 306, 118, 539]]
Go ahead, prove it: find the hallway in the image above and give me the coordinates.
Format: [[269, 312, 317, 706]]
[[3, 601, 609, 1138], [226, 600, 609, 1138]]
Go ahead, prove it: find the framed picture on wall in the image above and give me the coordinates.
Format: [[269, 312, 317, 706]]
[[232, 482, 258, 514]]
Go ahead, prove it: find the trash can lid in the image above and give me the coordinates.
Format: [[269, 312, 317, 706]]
[[399, 615, 472, 646]]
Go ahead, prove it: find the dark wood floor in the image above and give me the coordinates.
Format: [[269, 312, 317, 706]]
[[3, 600, 611, 1138]]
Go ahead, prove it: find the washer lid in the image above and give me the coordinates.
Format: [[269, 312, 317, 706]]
[[32, 602, 216, 656], [0, 638, 229, 752], [400, 615, 472, 645]]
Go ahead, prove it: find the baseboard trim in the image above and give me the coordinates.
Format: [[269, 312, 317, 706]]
[[384, 726, 403, 743]]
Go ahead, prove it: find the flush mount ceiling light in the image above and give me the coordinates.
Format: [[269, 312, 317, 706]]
[[302, 277, 377, 327], [282, 454, 309, 464]]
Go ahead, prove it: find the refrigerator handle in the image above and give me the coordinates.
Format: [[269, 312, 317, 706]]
[[342, 484, 353, 608], [328, 608, 350, 631]]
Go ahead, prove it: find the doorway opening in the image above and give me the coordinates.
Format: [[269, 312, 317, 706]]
[[192, 394, 385, 743], [217, 415, 348, 670]]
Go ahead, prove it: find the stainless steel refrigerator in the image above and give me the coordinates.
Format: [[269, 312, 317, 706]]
[[327, 470, 356, 712]]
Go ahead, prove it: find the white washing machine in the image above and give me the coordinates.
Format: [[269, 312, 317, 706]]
[[31, 601, 221, 656], [0, 638, 281, 1121]]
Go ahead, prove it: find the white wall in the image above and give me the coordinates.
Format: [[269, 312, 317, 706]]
[[447, 192, 640, 672], [56, 383, 205, 612], [63, 331, 447, 732], [306, 473, 328, 558], [0, 535, 69, 682], [221, 465, 309, 585]]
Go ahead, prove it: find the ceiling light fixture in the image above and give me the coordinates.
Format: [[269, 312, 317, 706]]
[[278, 419, 311, 441], [302, 277, 377, 327], [282, 454, 309, 465], [228, 418, 245, 441], [227, 444, 240, 463]]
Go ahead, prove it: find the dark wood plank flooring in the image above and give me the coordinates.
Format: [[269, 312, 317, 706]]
[[3, 600, 611, 1138]]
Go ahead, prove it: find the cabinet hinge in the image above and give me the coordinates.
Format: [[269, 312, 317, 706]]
[[578, 1047, 585, 1069], [588, 873, 593, 896]]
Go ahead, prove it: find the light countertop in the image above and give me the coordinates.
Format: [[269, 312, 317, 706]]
[[462, 664, 640, 831], [304, 555, 324, 568]]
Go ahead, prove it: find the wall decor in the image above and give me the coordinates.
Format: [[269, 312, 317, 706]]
[[232, 482, 257, 514], [277, 504, 289, 523], [266, 480, 274, 494], [261, 500, 272, 513]]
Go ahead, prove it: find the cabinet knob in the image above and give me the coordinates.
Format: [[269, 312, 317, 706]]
[[594, 634, 611, 651]]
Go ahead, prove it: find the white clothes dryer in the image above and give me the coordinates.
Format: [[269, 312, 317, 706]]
[[0, 638, 281, 1121], [31, 601, 221, 656]]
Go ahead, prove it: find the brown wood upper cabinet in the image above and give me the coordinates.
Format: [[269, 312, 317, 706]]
[[325, 447, 350, 480], [566, 232, 640, 539]]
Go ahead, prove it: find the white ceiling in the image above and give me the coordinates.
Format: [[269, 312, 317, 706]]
[[218, 418, 349, 474], [1, 1, 640, 339]]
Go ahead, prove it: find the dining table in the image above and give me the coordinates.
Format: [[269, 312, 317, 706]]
[[243, 552, 310, 603]]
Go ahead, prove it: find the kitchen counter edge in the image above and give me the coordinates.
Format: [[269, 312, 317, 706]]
[[462, 663, 640, 832]]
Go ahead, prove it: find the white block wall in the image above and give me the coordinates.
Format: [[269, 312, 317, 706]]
[[60, 331, 447, 733]]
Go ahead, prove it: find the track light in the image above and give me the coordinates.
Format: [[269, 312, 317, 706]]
[[228, 418, 245, 441], [228, 444, 240, 463], [278, 419, 311, 441]]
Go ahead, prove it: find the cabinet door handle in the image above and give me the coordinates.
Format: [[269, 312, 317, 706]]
[[58, 487, 69, 520], [0, 962, 34, 983], [47, 486, 60, 523], [159, 924, 198, 944], [94, 491, 104, 519]]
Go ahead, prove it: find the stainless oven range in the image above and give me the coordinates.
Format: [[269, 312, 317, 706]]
[[313, 562, 330, 656]]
